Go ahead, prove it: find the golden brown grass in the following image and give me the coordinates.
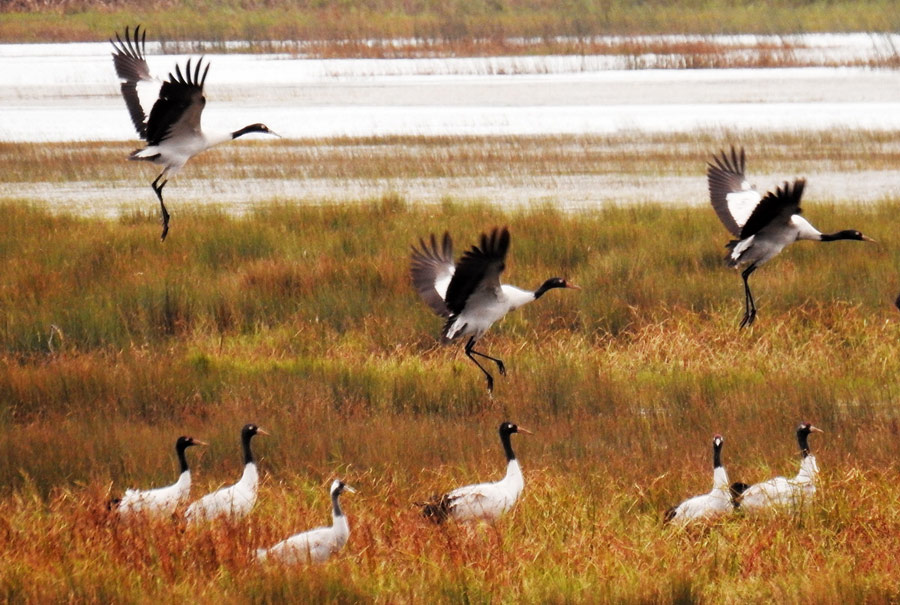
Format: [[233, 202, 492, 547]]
[[3, 457, 900, 602], [2, 189, 900, 600]]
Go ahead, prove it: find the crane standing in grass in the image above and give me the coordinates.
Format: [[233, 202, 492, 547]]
[[419, 422, 531, 523], [707, 146, 873, 328], [110, 25, 278, 240]]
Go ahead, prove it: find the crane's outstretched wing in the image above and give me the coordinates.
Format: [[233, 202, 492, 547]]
[[707, 146, 761, 237], [740, 178, 806, 239], [110, 25, 153, 139], [443, 227, 510, 316], [145, 58, 210, 146], [410, 232, 455, 317]]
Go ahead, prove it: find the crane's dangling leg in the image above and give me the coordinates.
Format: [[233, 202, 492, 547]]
[[739, 264, 758, 329], [465, 336, 506, 392], [151, 172, 170, 241]]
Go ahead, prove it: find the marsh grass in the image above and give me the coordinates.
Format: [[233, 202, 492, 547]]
[[4, 130, 900, 186], [3, 1, 900, 66], [2, 193, 900, 600]]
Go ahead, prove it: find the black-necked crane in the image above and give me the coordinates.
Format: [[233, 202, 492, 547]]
[[110, 25, 279, 240], [707, 146, 873, 328], [734, 422, 823, 512], [256, 480, 356, 564], [410, 227, 579, 392], [664, 434, 736, 525], [113, 435, 207, 517], [420, 422, 531, 523], [185, 423, 268, 523]]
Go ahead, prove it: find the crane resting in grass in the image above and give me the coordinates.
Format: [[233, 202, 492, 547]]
[[111, 435, 207, 518], [664, 434, 742, 525], [257, 480, 356, 564], [733, 422, 823, 513], [185, 423, 268, 523]]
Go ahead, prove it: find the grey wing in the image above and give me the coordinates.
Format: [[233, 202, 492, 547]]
[[110, 25, 154, 139], [410, 232, 455, 317], [707, 146, 760, 237]]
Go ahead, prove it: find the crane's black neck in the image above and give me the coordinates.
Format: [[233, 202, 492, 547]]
[[242, 431, 256, 465], [231, 124, 268, 140], [500, 430, 516, 461], [712, 439, 723, 469], [332, 490, 344, 518], [797, 427, 811, 458], [820, 230, 860, 242], [533, 277, 566, 300], [730, 482, 749, 508], [176, 441, 190, 474]]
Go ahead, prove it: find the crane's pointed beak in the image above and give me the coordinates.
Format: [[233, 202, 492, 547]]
[[193, 440, 209, 447], [862, 235, 876, 242], [257, 428, 270, 436], [516, 427, 533, 435], [565, 282, 582, 290], [810, 426, 824, 434], [343, 484, 358, 494], [268, 130, 282, 138]]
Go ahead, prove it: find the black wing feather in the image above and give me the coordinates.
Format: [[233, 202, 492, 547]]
[[419, 493, 452, 524], [707, 145, 748, 237], [110, 25, 152, 138], [443, 227, 510, 316], [144, 56, 208, 146], [410, 232, 455, 318], [740, 178, 805, 239]]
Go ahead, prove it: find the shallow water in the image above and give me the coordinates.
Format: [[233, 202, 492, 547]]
[[4, 170, 899, 219], [2, 36, 900, 142]]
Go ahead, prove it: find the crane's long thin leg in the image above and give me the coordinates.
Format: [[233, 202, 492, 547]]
[[469, 347, 506, 376], [739, 265, 758, 329], [464, 337, 504, 392], [151, 173, 170, 241]]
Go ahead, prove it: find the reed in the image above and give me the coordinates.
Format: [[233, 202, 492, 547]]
[[4, 130, 900, 184], [2, 1, 900, 64], [2, 141, 900, 599]]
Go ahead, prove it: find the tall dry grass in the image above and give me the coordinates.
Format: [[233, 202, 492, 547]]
[[1, 196, 900, 600]]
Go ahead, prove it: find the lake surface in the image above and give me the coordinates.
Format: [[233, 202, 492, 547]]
[[2, 35, 900, 142]]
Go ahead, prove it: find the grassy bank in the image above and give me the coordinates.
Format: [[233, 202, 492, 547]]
[[1, 197, 900, 601], [2, 0, 900, 56], [4, 131, 899, 223], [5, 130, 900, 184]]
